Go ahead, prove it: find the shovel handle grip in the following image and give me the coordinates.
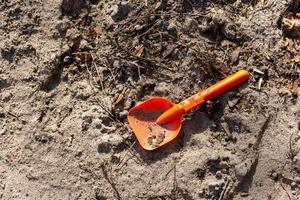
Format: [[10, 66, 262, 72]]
[[180, 70, 250, 112], [156, 70, 249, 125]]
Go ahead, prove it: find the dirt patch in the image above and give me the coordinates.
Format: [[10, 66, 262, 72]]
[[1, 0, 300, 199]]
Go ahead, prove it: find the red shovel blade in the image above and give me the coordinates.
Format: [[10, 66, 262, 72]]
[[127, 97, 182, 150]]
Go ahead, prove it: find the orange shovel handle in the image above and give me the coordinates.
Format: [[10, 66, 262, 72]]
[[156, 70, 250, 124], [181, 69, 250, 112]]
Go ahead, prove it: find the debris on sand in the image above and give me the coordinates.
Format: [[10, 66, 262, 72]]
[[147, 132, 166, 148], [278, 80, 299, 96], [61, 0, 86, 17], [2, 0, 300, 199], [111, 3, 134, 22], [282, 15, 300, 37]]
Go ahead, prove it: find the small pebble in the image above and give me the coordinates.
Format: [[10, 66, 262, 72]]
[[221, 168, 228, 174], [240, 192, 249, 197], [80, 39, 90, 50], [271, 172, 278, 180], [167, 20, 177, 32], [111, 154, 120, 164], [111, 3, 133, 22], [216, 171, 222, 179], [63, 56, 71, 63], [291, 182, 297, 189]]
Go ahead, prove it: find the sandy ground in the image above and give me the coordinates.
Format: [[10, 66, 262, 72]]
[[1, 0, 300, 199]]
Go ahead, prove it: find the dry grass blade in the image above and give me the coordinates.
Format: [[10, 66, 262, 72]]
[[218, 180, 231, 200], [221, 122, 231, 135], [133, 44, 144, 57], [288, 80, 298, 96], [101, 164, 121, 200], [291, 55, 300, 62], [280, 183, 292, 200], [114, 87, 127, 105]]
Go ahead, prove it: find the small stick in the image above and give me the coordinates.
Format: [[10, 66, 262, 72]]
[[87, 73, 119, 122], [127, 144, 143, 164], [218, 180, 231, 200], [6, 111, 26, 123], [253, 115, 271, 150], [165, 163, 176, 178], [170, 159, 178, 198], [258, 77, 263, 90], [116, 141, 136, 168], [280, 183, 292, 200], [112, 41, 175, 72], [84, 57, 119, 122], [136, 20, 161, 38], [101, 164, 121, 200], [117, 58, 143, 80], [253, 68, 264, 75], [288, 132, 296, 165], [173, 162, 177, 191], [91, 54, 105, 92], [115, 154, 134, 172], [145, 12, 207, 17]]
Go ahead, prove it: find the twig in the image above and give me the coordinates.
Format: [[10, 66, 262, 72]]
[[253, 68, 264, 75], [127, 144, 143, 164], [137, 63, 141, 80], [101, 164, 121, 200], [115, 56, 145, 77], [113, 38, 175, 72], [288, 132, 296, 165], [91, 54, 105, 92], [115, 140, 137, 170], [258, 77, 263, 90], [253, 115, 271, 150], [280, 183, 292, 200], [173, 161, 177, 192], [94, 98, 119, 122], [171, 160, 178, 199], [218, 180, 231, 200], [85, 63, 119, 122], [6, 111, 26, 124], [136, 20, 161, 38], [84, 58, 99, 88], [116, 154, 135, 172], [131, 54, 175, 72], [165, 163, 176, 178], [134, 12, 207, 19]]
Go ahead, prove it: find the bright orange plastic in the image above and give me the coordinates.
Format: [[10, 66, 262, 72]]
[[127, 98, 182, 150], [156, 70, 250, 124], [128, 70, 250, 150]]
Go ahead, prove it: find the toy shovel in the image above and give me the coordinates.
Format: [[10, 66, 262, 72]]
[[128, 70, 250, 150]]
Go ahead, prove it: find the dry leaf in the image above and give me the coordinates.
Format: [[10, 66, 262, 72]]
[[133, 44, 144, 57], [282, 37, 295, 51], [76, 53, 93, 63], [94, 26, 103, 35], [291, 55, 300, 62], [94, 76, 101, 83], [221, 122, 231, 135], [162, 44, 177, 58], [221, 40, 237, 47], [114, 88, 127, 105], [278, 88, 291, 95], [289, 80, 298, 95], [279, 182, 293, 199], [70, 38, 81, 52], [231, 47, 241, 64], [85, 26, 103, 39]]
